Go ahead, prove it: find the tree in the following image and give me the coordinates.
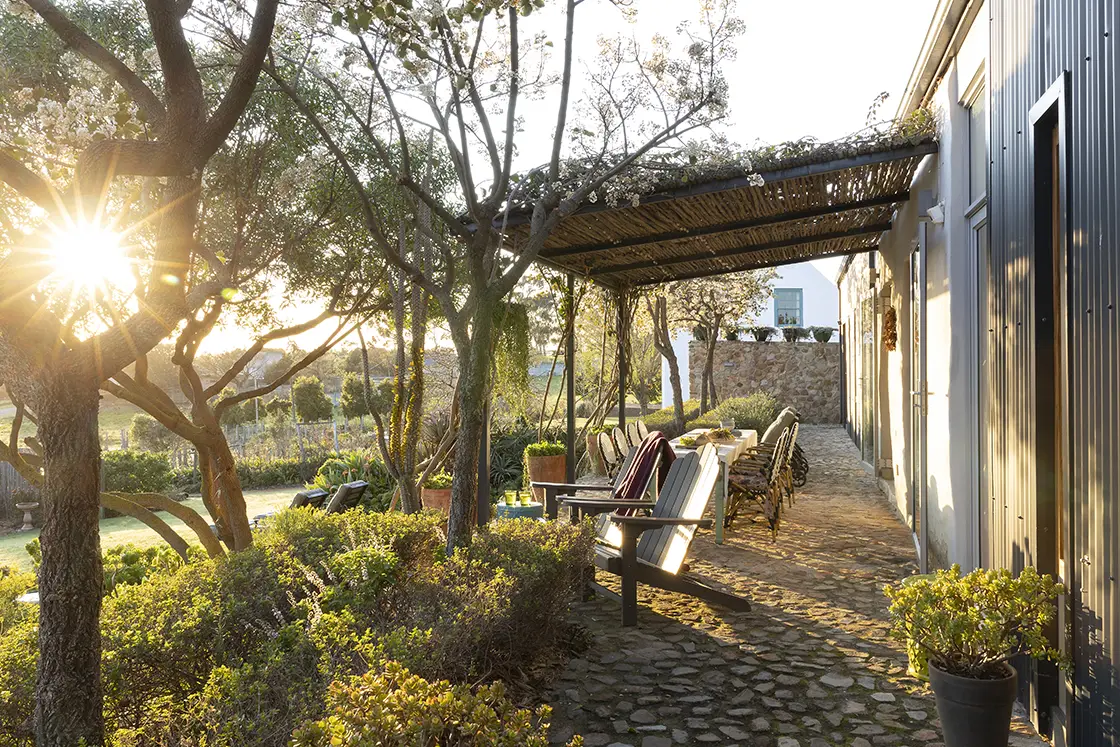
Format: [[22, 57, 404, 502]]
[[128, 413, 177, 452], [0, 1, 278, 741], [292, 376, 334, 422], [340, 372, 370, 419], [669, 271, 775, 412], [267, 0, 743, 550]]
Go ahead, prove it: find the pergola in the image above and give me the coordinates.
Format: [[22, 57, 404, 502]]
[[477, 132, 937, 518]]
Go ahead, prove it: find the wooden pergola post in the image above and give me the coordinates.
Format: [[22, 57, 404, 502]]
[[616, 288, 629, 430], [565, 273, 577, 483]]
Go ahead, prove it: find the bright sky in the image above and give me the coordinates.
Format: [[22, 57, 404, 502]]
[[202, 0, 937, 353]]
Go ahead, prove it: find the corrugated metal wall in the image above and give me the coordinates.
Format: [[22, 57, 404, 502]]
[[988, 1, 1119, 743]]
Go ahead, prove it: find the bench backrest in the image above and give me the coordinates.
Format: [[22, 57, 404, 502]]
[[636, 443, 720, 574], [325, 480, 369, 514], [291, 488, 330, 509]]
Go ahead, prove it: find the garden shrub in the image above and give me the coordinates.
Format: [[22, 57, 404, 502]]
[[688, 391, 782, 433], [102, 449, 173, 494], [290, 661, 577, 747], [399, 518, 594, 683], [0, 566, 35, 634], [0, 510, 590, 746], [102, 543, 196, 595], [128, 413, 178, 452], [309, 451, 395, 511], [642, 399, 702, 438], [292, 376, 334, 422]]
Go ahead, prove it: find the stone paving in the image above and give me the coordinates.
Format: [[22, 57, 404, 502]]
[[546, 426, 1044, 747]]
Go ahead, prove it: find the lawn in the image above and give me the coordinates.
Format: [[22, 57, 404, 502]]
[[0, 486, 299, 571], [0, 399, 143, 450]]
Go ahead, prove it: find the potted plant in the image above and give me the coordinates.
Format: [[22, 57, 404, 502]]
[[810, 326, 835, 343], [421, 470, 453, 515], [884, 565, 1065, 747], [523, 441, 566, 502], [724, 327, 740, 341], [781, 326, 808, 342], [749, 326, 776, 342]]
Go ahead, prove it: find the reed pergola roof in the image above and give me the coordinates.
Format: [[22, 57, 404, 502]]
[[505, 134, 938, 287]]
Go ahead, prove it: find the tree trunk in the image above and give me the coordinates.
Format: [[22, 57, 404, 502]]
[[210, 438, 252, 550], [446, 307, 494, 552], [704, 330, 719, 410], [35, 364, 105, 747]]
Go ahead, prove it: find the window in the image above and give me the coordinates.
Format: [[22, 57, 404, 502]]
[[774, 288, 803, 327], [968, 85, 987, 203]]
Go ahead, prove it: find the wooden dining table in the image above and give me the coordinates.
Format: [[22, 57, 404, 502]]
[[669, 428, 758, 544]]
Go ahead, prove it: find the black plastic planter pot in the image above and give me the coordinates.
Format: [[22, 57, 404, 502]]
[[928, 661, 1018, 747]]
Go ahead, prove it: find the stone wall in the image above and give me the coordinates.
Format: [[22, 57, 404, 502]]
[[689, 340, 841, 423]]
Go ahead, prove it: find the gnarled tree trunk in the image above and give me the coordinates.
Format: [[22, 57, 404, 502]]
[[446, 304, 495, 552], [35, 363, 104, 747]]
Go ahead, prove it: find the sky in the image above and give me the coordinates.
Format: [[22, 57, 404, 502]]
[[202, 0, 939, 353]]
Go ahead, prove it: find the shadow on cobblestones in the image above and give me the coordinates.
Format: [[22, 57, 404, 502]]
[[545, 426, 1044, 747]]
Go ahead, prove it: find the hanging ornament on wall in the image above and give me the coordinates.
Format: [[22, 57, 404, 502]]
[[883, 305, 898, 352]]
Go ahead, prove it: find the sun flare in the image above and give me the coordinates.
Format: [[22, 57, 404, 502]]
[[47, 221, 136, 297]]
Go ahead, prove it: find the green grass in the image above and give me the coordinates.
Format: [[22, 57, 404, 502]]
[[0, 486, 299, 571], [0, 400, 143, 450]]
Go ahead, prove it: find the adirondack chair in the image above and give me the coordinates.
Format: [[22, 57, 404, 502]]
[[597, 431, 624, 478], [324, 480, 369, 514], [612, 426, 632, 452], [290, 487, 330, 509], [535, 441, 645, 519], [560, 444, 751, 625], [625, 421, 641, 449]]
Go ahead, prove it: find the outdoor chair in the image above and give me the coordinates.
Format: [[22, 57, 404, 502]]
[[625, 421, 641, 449], [726, 426, 795, 536], [597, 430, 624, 478], [636, 420, 650, 440], [535, 431, 670, 520], [612, 425, 632, 453], [752, 409, 809, 487], [290, 487, 330, 510], [324, 480, 369, 514], [559, 443, 751, 626]]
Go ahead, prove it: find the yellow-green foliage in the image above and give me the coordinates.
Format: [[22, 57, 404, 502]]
[[0, 567, 35, 634], [884, 564, 1067, 679], [0, 510, 594, 746], [290, 661, 582, 747]]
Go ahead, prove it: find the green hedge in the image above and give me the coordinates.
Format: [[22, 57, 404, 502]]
[[687, 392, 782, 434], [171, 455, 328, 494], [641, 399, 702, 439], [102, 450, 172, 494]]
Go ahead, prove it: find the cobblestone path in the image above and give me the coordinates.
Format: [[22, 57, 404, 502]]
[[546, 426, 1043, 747]]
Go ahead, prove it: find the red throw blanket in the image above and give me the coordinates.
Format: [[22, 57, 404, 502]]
[[615, 431, 676, 503]]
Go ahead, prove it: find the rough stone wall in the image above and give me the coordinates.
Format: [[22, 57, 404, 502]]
[[690, 340, 841, 423]]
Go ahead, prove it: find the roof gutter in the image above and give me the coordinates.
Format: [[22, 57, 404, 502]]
[[896, 0, 983, 117]]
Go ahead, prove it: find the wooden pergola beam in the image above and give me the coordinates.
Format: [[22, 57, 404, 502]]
[[499, 141, 937, 228], [636, 245, 882, 286], [589, 222, 893, 278], [541, 191, 910, 259]]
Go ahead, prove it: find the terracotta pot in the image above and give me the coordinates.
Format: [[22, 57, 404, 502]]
[[586, 433, 606, 475], [421, 487, 452, 516], [928, 660, 1017, 747], [526, 454, 567, 502]]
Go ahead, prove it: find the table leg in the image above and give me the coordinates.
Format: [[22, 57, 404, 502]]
[[715, 459, 728, 544]]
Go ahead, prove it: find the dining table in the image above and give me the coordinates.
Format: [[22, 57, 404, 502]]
[[668, 428, 758, 544]]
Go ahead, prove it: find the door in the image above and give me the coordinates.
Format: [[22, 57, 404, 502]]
[[910, 228, 929, 572], [1029, 73, 1069, 741]]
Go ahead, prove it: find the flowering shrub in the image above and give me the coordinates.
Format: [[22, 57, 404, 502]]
[[884, 565, 1066, 679], [291, 661, 580, 747]]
